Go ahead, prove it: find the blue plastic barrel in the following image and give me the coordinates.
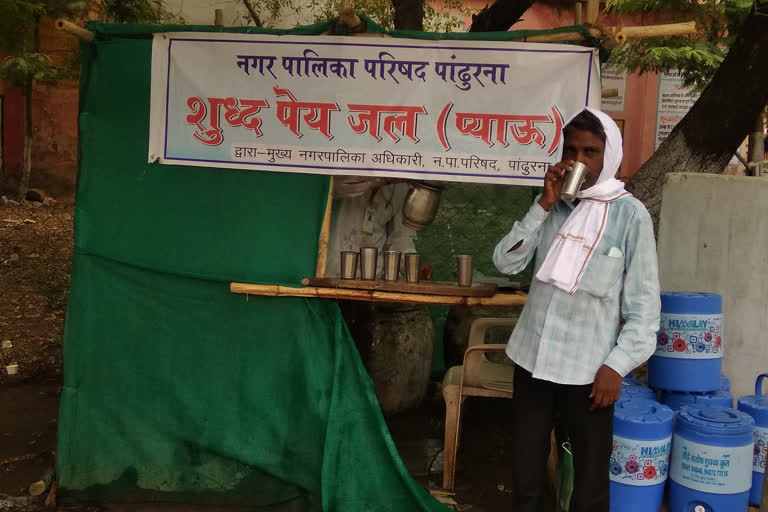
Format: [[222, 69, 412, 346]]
[[621, 378, 656, 401], [669, 405, 754, 511], [610, 398, 674, 512], [737, 373, 768, 505], [623, 374, 644, 386], [721, 374, 731, 392], [649, 292, 723, 392], [662, 390, 734, 412]]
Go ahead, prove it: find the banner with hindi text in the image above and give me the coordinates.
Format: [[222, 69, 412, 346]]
[[149, 33, 601, 185]]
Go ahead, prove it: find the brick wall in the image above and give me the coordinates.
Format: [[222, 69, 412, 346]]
[[1, 14, 85, 200]]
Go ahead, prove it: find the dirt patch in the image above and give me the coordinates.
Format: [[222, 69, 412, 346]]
[[0, 201, 73, 385], [0, 381, 59, 497]]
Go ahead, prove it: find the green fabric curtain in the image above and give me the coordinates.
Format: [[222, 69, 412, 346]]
[[59, 28, 449, 510], [75, 35, 328, 284]]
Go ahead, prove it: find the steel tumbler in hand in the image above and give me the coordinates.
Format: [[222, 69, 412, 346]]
[[560, 162, 589, 202]]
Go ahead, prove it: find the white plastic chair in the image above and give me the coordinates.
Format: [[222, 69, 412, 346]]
[[440, 317, 518, 491]]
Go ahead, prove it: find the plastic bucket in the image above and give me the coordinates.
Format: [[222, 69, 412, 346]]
[[669, 405, 754, 512], [610, 398, 674, 511], [662, 390, 734, 412], [737, 373, 768, 505], [621, 378, 656, 402], [649, 292, 723, 392]]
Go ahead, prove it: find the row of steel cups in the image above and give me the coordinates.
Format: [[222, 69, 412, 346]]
[[340, 248, 473, 286]]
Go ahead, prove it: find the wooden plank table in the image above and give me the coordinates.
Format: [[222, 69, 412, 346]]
[[229, 281, 528, 306], [304, 277, 498, 297]]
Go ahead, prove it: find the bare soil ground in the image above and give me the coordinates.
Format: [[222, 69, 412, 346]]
[[0, 201, 72, 386], [1, 201, 71, 510]]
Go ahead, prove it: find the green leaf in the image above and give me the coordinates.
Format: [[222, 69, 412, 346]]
[[0, 52, 69, 87], [102, 0, 184, 24], [606, 0, 750, 90]]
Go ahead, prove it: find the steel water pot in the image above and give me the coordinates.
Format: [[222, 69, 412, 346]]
[[402, 181, 442, 230]]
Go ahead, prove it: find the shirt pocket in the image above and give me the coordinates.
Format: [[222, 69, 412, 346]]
[[578, 252, 624, 299]]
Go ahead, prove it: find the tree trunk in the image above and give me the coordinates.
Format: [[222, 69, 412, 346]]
[[629, 8, 768, 231], [16, 82, 32, 202], [468, 0, 537, 32], [391, 0, 424, 31]]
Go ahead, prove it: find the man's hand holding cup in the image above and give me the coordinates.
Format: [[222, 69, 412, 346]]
[[538, 161, 575, 211]]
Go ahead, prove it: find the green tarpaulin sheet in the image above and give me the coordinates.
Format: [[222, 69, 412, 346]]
[[58, 23, 450, 510]]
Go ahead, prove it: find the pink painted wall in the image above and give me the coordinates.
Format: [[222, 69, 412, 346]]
[[619, 71, 659, 179]]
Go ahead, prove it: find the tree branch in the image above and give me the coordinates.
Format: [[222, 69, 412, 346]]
[[468, 0, 537, 32], [391, 0, 424, 31], [630, 8, 768, 231], [241, 0, 262, 27]]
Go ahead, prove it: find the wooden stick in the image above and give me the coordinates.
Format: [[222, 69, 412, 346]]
[[524, 31, 585, 43], [336, 0, 365, 33], [230, 282, 528, 306], [573, 2, 583, 25], [338, 6, 364, 31], [522, 28, 602, 43], [585, 0, 599, 24], [516, 21, 694, 44], [55, 19, 95, 43], [44, 479, 57, 508], [614, 21, 697, 44], [429, 489, 456, 497], [315, 176, 334, 278]]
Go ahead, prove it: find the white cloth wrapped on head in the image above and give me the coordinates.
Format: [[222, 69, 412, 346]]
[[534, 108, 630, 294]]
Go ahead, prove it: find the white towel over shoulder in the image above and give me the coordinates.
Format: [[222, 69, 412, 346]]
[[535, 108, 630, 294]]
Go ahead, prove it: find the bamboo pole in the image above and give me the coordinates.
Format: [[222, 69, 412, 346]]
[[230, 282, 528, 306], [585, 0, 599, 24], [614, 21, 697, 44], [55, 19, 95, 43], [573, 2, 583, 25], [315, 176, 334, 278], [522, 28, 602, 43], [336, 0, 366, 33], [338, 6, 364, 32], [518, 21, 696, 44]]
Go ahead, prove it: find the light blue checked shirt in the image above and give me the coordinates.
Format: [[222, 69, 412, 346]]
[[493, 195, 660, 385]]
